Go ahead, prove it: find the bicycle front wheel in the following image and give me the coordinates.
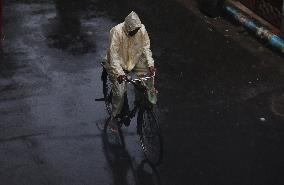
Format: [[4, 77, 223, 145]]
[[138, 109, 163, 165]]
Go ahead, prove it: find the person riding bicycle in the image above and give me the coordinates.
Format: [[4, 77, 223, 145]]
[[102, 11, 156, 131]]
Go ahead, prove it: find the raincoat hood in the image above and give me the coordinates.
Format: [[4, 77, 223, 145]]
[[124, 11, 142, 32]]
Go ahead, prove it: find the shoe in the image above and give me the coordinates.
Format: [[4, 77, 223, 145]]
[[108, 117, 119, 133]]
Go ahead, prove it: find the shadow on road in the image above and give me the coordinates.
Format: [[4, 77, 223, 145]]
[[101, 131, 162, 185]]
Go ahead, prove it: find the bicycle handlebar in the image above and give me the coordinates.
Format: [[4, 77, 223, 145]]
[[124, 76, 154, 91], [125, 76, 153, 83]]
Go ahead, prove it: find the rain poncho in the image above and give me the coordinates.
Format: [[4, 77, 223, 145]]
[[104, 11, 154, 78], [103, 11, 155, 117]]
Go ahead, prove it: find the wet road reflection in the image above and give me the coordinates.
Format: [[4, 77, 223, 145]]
[[47, 0, 94, 55], [1, 0, 284, 184]]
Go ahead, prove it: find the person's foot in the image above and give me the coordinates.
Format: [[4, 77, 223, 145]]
[[108, 117, 119, 133]]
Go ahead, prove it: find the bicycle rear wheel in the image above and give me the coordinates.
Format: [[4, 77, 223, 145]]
[[138, 109, 163, 165], [101, 68, 112, 115]]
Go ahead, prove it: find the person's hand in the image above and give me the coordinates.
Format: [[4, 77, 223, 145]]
[[117, 75, 126, 84], [149, 66, 156, 77]]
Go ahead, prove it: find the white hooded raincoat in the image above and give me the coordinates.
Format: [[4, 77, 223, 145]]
[[104, 11, 154, 77], [104, 11, 155, 117]]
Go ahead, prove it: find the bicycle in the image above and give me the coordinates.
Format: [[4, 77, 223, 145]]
[[96, 67, 163, 165]]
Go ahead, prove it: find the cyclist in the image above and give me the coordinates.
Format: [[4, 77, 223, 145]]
[[102, 11, 156, 131]]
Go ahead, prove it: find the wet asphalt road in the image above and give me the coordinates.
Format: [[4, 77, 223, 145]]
[[1, 0, 284, 185]]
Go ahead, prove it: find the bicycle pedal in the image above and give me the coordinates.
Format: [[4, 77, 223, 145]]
[[95, 98, 105, 101]]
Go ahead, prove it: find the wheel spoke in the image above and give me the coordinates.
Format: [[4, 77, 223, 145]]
[[139, 110, 163, 164]]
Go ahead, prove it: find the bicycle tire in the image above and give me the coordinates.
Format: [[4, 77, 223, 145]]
[[138, 109, 163, 165], [102, 69, 112, 115]]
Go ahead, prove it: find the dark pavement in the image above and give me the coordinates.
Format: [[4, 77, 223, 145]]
[[1, 0, 284, 185]]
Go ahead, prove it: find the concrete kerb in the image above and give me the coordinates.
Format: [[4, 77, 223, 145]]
[[223, 0, 284, 54]]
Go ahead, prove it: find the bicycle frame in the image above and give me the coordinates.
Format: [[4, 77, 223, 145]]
[[126, 76, 155, 103], [96, 67, 157, 123], [118, 76, 155, 121], [97, 69, 163, 164]]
